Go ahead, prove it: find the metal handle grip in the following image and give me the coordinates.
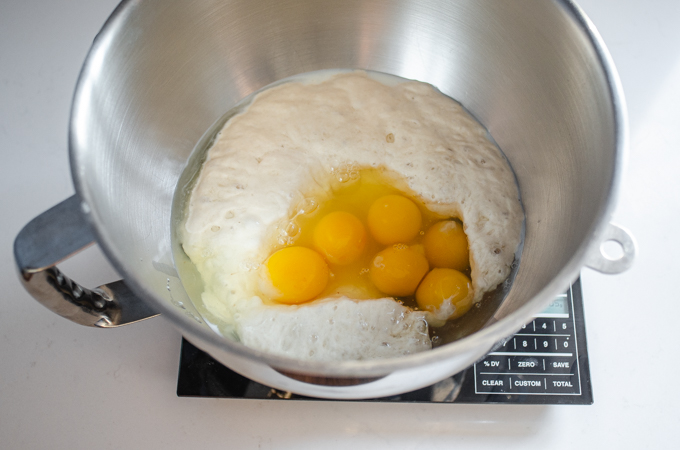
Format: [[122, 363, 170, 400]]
[[14, 195, 159, 327]]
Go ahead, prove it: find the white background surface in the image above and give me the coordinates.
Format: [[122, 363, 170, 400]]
[[1, 0, 678, 448]]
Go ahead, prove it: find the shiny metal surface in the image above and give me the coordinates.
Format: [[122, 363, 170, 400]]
[[585, 223, 636, 274], [14, 196, 159, 327], [49, 0, 628, 397]]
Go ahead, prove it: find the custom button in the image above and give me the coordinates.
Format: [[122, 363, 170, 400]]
[[508, 375, 547, 393]]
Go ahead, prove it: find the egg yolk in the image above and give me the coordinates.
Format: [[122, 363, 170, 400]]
[[367, 195, 422, 245], [415, 268, 472, 320], [422, 220, 470, 271], [313, 211, 366, 265], [264, 246, 329, 304], [370, 245, 429, 297]]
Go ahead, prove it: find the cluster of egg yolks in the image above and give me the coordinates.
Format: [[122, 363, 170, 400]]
[[262, 168, 473, 321]]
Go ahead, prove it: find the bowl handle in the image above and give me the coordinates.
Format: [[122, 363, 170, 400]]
[[13, 195, 159, 327], [584, 222, 637, 274]]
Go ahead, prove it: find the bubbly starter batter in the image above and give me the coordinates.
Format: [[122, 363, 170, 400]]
[[177, 71, 524, 361]]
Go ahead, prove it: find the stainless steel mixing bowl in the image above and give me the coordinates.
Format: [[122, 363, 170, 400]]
[[14, 0, 636, 398]]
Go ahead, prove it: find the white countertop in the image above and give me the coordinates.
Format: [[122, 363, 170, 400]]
[[1, 0, 678, 448]]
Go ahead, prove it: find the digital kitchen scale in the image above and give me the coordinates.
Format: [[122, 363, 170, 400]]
[[177, 278, 592, 404]]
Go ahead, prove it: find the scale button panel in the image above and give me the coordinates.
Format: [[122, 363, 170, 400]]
[[473, 292, 583, 396]]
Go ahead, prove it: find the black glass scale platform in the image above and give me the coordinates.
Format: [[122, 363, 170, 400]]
[[177, 279, 592, 405]]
